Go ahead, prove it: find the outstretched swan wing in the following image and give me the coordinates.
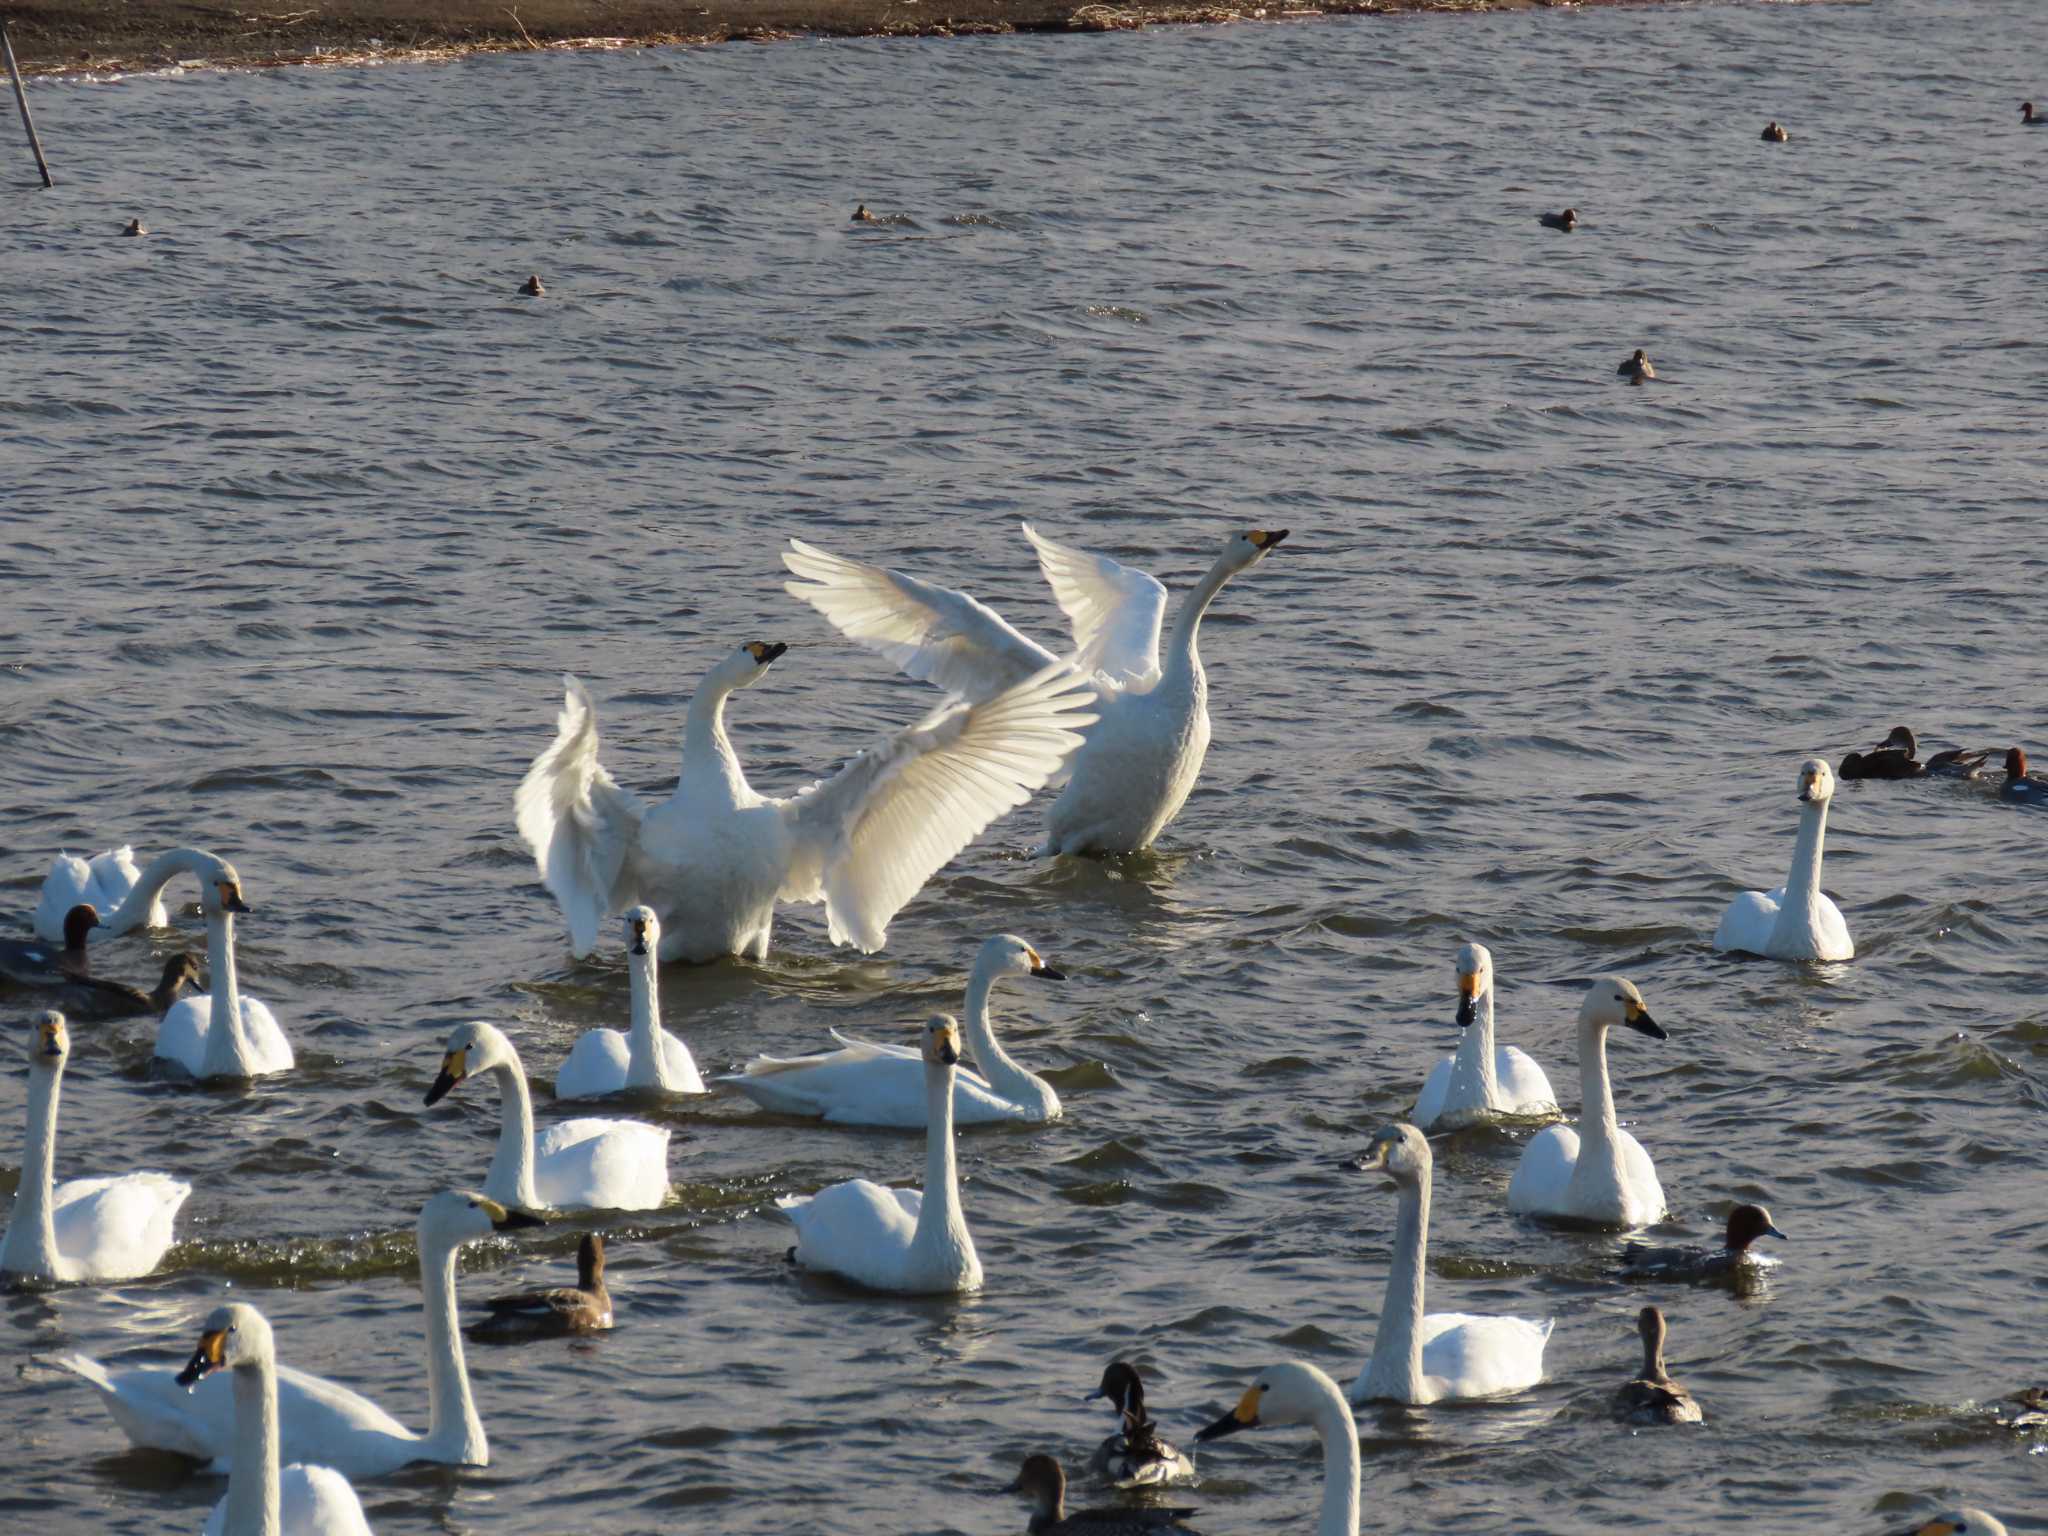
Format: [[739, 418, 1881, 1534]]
[[514, 677, 649, 956], [783, 537, 1061, 703], [1021, 522, 1167, 689], [779, 666, 1096, 950]]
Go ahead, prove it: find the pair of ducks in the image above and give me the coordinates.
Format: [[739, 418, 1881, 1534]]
[[1837, 724, 1990, 781], [0, 901, 199, 1019]]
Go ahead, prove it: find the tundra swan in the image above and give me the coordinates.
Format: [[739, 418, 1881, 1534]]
[[468, 1232, 612, 1338], [1084, 1361, 1196, 1488], [554, 907, 703, 1098], [1897, 1515, 2007, 1536], [1002, 1454, 1199, 1534], [1195, 1361, 1360, 1536], [33, 845, 167, 942], [1713, 758, 1854, 961], [1613, 1305, 1702, 1425], [1411, 942, 1557, 1130], [150, 856, 293, 1080]]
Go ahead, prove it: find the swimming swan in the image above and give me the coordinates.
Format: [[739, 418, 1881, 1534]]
[[515, 647, 1095, 960], [1507, 977, 1668, 1229], [1002, 1454, 1199, 1534], [722, 933, 1065, 1126], [1347, 1123, 1552, 1404], [783, 525, 1289, 855], [1613, 1305, 1703, 1425], [152, 857, 294, 1080], [426, 1021, 670, 1212], [33, 846, 168, 943], [1713, 758, 1854, 961], [50, 1190, 544, 1476], [1084, 1361, 1196, 1488], [779, 1016, 982, 1293], [1411, 942, 1557, 1130], [176, 1303, 373, 1536], [554, 907, 704, 1098], [1896, 1515, 2008, 1536], [0, 1011, 191, 1284], [1195, 1361, 1360, 1536]]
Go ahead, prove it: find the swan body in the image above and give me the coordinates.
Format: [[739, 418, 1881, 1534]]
[[1003, 1454, 1200, 1534], [1346, 1123, 1551, 1405], [1411, 942, 1557, 1130], [428, 1021, 669, 1212], [1196, 1362, 1360, 1536], [33, 846, 168, 943], [1085, 1362, 1196, 1488], [723, 933, 1064, 1126], [779, 1016, 982, 1294], [553, 907, 704, 1098], [1898, 1515, 2008, 1536], [1507, 977, 1668, 1229], [515, 644, 1095, 961], [783, 524, 1289, 856], [1713, 758, 1854, 961], [1, 1011, 191, 1285], [1613, 1306, 1703, 1426], [52, 1190, 543, 1477]]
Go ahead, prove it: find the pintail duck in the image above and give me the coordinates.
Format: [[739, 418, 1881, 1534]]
[[1619, 1202, 1785, 1284], [1084, 1362, 1195, 1488], [1003, 1453, 1200, 1534], [1839, 727, 1988, 781], [470, 1232, 613, 1338], [1613, 1306, 1703, 1425]]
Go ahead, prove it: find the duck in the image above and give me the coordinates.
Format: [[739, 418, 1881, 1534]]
[[1084, 1361, 1196, 1488], [2023, 102, 2041, 125], [1002, 1453, 1200, 1534], [175, 1303, 372, 1536], [1839, 726, 1988, 781], [1613, 1306, 1703, 1425], [51, 1189, 543, 1476], [1, 907, 202, 1020], [778, 1016, 982, 1293], [468, 1231, 613, 1338], [1617, 348, 1655, 384], [1412, 942, 1558, 1131], [1, 903, 100, 981], [554, 906, 704, 1098], [1618, 1202, 1786, 1284], [520, 274, 544, 296], [782, 524, 1289, 856], [425, 1021, 670, 1212], [852, 203, 879, 222], [1538, 207, 1578, 231], [1348, 1122, 1552, 1403], [1762, 120, 1789, 142], [151, 857, 294, 1080], [1995, 1388, 2047, 1431], [0, 1010, 191, 1285], [515, 647, 1093, 960], [1195, 1361, 1360, 1536], [32, 845, 168, 943], [2000, 746, 2044, 803], [123, 217, 147, 236], [722, 933, 1065, 1125], [1506, 977, 1668, 1229], [1895, 1512, 2008, 1536], [1713, 758, 1854, 961]]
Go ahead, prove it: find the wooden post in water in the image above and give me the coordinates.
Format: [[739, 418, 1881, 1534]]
[[2, 19, 54, 188]]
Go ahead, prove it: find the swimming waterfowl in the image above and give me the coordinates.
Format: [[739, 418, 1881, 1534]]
[[2023, 102, 2041, 125], [1004, 1453, 1199, 1535], [33, 845, 168, 942], [554, 907, 704, 1098], [1617, 348, 1655, 384], [852, 203, 877, 222], [1412, 942, 1558, 1131], [723, 933, 1065, 1126], [176, 1303, 373, 1536], [782, 525, 1288, 855], [469, 1231, 613, 1338], [123, 218, 146, 236], [515, 648, 1093, 960], [779, 1016, 982, 1294], [1349, 1123, 1552, 1403], [1506, 977, 1668, 1229], [1894, 1512, 2008, 1536], [0, 904, 100, 982], [1994, 1388, 2047, 1431], [1839, 727, 1988, 781], [1618, 1202, 1785, 1284], [0, 1011, 191, 1285], [152, 857, 294, 1080], [1538, 208, 1578, 231], [2000, 746, 2044, 802], [52, 1190, 544, 1476], [520, 274, 544, 296], [1084, 1362, 1196, 1488], [1613, 1306, 1703, 1425], [1762, 121, 1789, 142], [426, 1021, 671, 1212], [2, 907, 201, 1020], [1713, 758, 1854, 961], [1196, 1362, 1359, 1536]]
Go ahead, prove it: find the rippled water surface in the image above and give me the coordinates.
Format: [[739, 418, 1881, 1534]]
[[5, 1, 2048, 1531]]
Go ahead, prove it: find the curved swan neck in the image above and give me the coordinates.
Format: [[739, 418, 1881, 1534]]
[[101, 847, 206, 937], [912, 1057, 971, 1264], [486, 1060, 541, 1209], [224, 1356, 283, 1536], [1784, 798, 1829, 902], [1161, 552, 1237, 685], [683, 670, 750, 801], [2, 1063, 63, 1277], [626, 949, 669, 1090], [1310, 1379, 1364, 1536], [1364, 1173, 1430, 1400], [421, 1234, 487, 1462], [199, 910, 249, 1078], [961, 961, 1040, 1106]]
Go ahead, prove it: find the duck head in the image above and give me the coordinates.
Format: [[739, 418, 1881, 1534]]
[[1725, 1203, 1787, 1253], [1001, 1454, 1066, 1524], [1454, 941, 1493, 1027], [2007, 746, 2029, 781], [1087, 1360, 1147, 1419], [1877, 725, 1917, 755], [60, 904, 101, 950]]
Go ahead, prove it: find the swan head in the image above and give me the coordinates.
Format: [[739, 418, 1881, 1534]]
[[61, 904, 101, 949], [1000, 1454, 1066, 1522], [1796, 757, 1836, 805], [2007, 746, 2028, 781], [982, 933, 1065, 982], [1877, 725, 1917, 755], [419, 1188, 546, 1249], [625, 904, 660, 958], [920, 1015, 963, 1068], [27, 1010, 69, 1070], [1580, 976, 1667, 1040], [722, 640, 788, 690], [198, 860, 252, 917], [424, 1020, 515, 1105], [1454, 941, 1493, 1026], [1352, 1121, 1431, 1185], [1221, 527, 1289, 575], [1898, 1513, 2009, 1536], [1725, 1203, 1787, 1252], [1195, 1360, 1345, 1442], [1086, 1360, 1148, 1419], [176, 1302, 274, 1387]]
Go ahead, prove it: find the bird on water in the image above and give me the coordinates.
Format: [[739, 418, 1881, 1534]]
[[521, 275, 544, 296], [1762, 120, 1789, 142], [1618, 349, 1655, 384], [1539, 207, 1578, 232]]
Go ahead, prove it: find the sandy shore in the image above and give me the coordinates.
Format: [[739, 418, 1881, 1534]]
[[2, 0, 1661, 76]]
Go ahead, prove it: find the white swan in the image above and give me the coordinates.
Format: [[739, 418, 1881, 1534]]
[[1347, 1123, 1551, 1404], [722, 933, 1065, 1126], [778, 1016, 982, 1293], [51, 1189, 543, 1476], [514, 646, 1095, 961], [176, 1303, 373, 1536], [783, 524, 1289, 855], [426, 1021, 670, 1212], [553, 907, 704, 1099], [1412, 942, 1558, 1131], [0, 1010, 190, 1284], [1897, 1514, 2008, 1536], [1714, 757, 1854, 961], [1195, 1361, 1360, 1536], [33, 845, 168, 943], [1507, 977, 1669, 1229], [152, 856, 294, 1081]]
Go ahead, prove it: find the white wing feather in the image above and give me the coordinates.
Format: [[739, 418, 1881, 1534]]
[[513, 677, 649, 957], [1021, 522, 1167, 689]]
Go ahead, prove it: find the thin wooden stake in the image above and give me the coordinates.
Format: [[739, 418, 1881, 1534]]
[[2, 20, 53, 188]]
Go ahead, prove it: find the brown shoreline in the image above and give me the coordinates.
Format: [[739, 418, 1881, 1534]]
[[2, 0, 1667, 77]]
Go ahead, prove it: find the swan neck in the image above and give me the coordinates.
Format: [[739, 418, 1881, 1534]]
[[1449, 987, 1500, 1104], [4, 1064, 63, 1276], [422, 1234, 487, 1462], [1576, 1021, 1622, 1161], [1784, 799, 1828, 902], [488, 1060, 541, 1209], [914, 1057, 970, 1262], [225, 1358, 283, 1536], [1312, 1383, 1364, 1536], [627, 950, 668, 1089], [199, 909, 248, 1077], [1367, 1174, 1430, 1400], [102, 847, 201, 936], [683, 673, 750, 800], [1162, 553, 1235, 682], [962, 963, 1032, 1102]]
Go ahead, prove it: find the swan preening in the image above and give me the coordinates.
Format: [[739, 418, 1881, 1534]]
[[1196, 1362, 1361, 1536], [1713, 758, 1854, 961], [514, 648, 1095, 961], [1084, 1361, 1197, 1488], [723, 933, 1065, 1126], [1411, 942, 1558, 1130], [1507, 977, 1668, 1229], [1612, 1305, 1703, 1426], [1347, 1123, 1551, 1405], [52, 1190, 544, 1477], [1, 1011, 191, 1284], [1002, 1453, 1199, 1535], [779, 1016, 981, 1293], [783, 524, 1289, 856], [554, 907, 705, 1098], [33, 845, 168, 943], [426, 1021, 670, 1212]]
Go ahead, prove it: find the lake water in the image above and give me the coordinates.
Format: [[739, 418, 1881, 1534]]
[[4, 1, 2046, 1532]]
